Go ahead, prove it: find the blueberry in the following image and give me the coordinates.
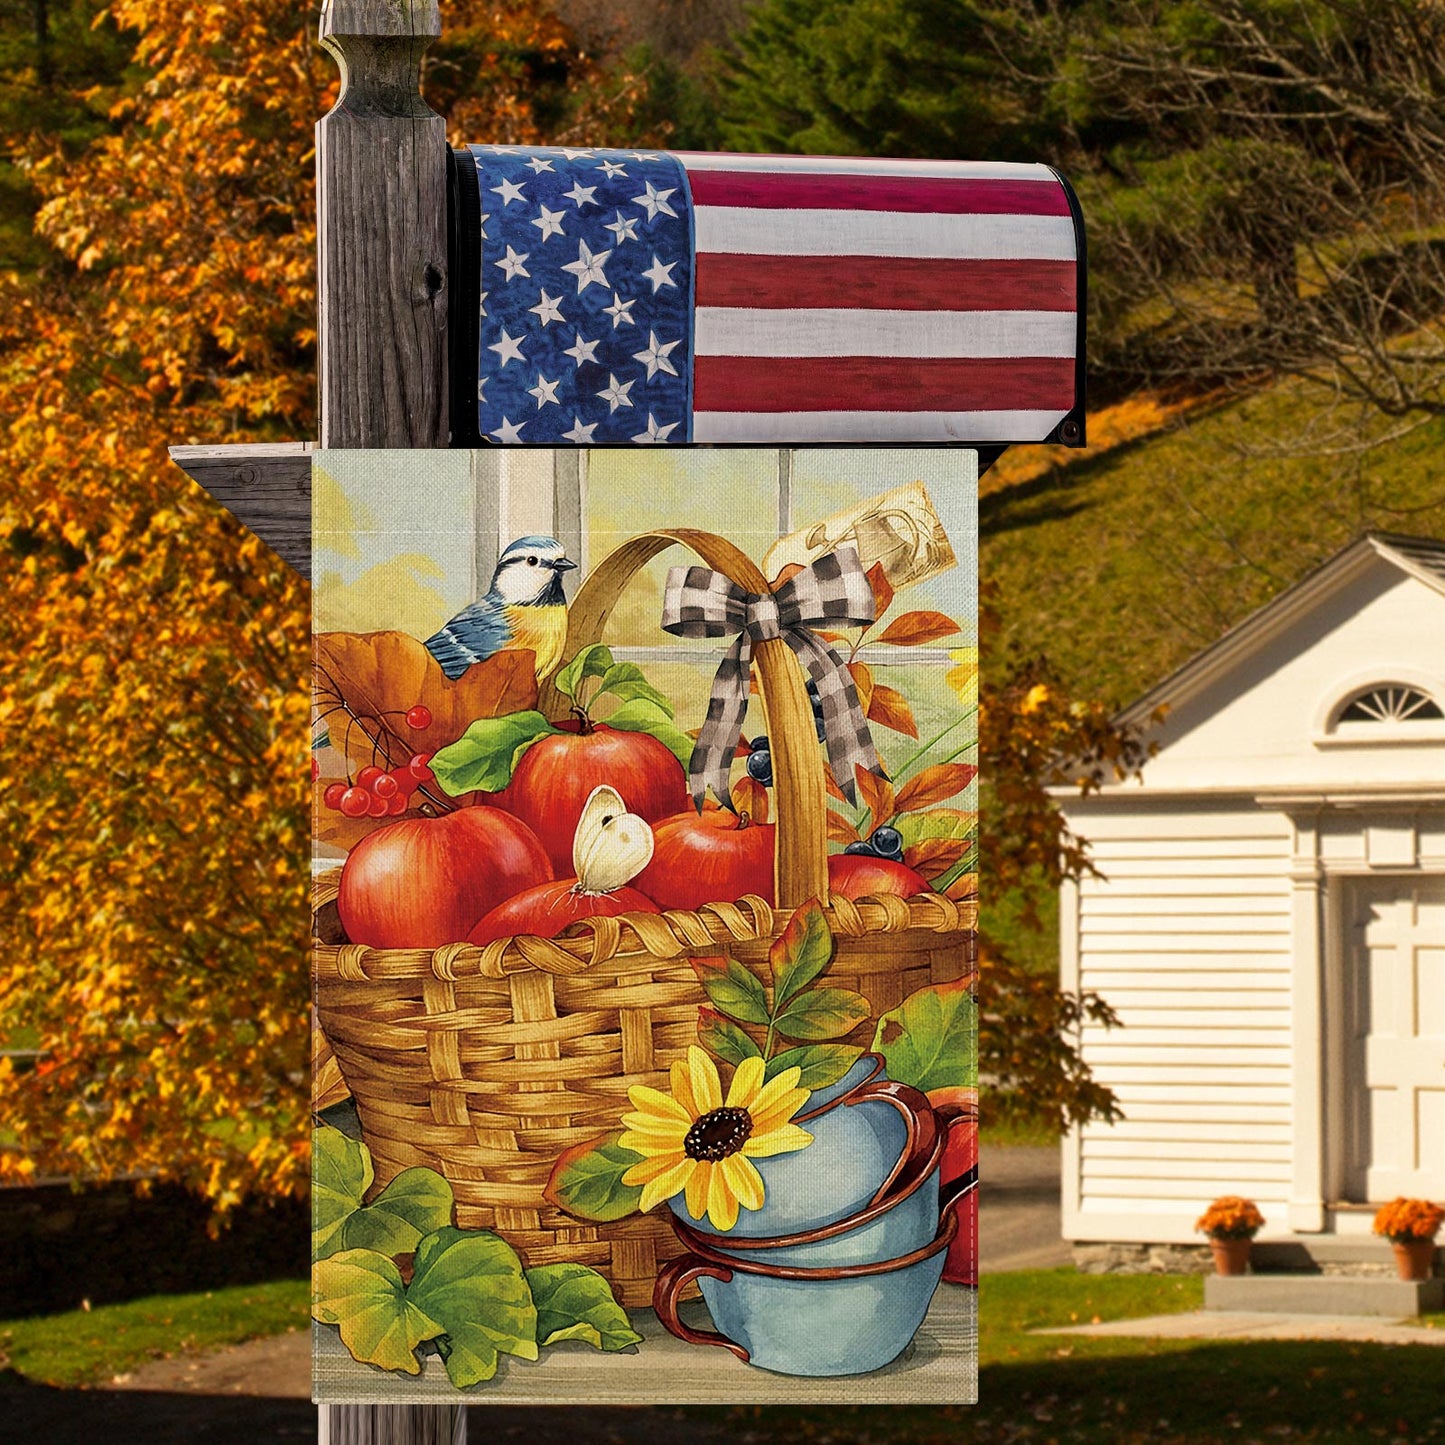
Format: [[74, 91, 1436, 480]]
[[745, 749, 773, 786], [749, 734, 769, 754], [844, 840, 880, 857], [870, 826, 903, 859]]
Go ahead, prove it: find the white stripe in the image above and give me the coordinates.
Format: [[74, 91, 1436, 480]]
[[676, 152, 1060, 183], [693, 206, 1077, 260], [692, 409, 1071, 443], [695, 308, 1077, 359]]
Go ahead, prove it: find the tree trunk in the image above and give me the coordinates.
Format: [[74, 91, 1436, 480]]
[[33, 0, 52, 89]]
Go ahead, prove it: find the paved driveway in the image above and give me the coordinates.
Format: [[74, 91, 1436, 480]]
[[977, 1144, 1070, 1273]]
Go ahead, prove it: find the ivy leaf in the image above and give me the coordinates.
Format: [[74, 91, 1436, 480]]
[[429, 711, 556, 795], [312, 1127, 373, 1262], [768, 898, 833, 1007], [311, 1249, 442, 1375], [606, 697, 696, 769], [692, 955, 771, 1027], [698, 1007, 763, 1067], [526, 1263, 642, 1352], [338, 1168, 454, 1258], [407, 1227, 538, 1388], [543, 1132, 645, 1222], [870, 979, 978, 1093], [774, 987, 871, 1042], [598, 661, 674, 715], [554, 643, 613, 702], [763, 1043, 862, 1091]]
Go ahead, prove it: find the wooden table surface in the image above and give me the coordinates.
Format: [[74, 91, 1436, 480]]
[[314, 1287, 977, 1407]]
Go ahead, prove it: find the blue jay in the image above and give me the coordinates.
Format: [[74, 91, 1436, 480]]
[[425, 535, 577, 680]]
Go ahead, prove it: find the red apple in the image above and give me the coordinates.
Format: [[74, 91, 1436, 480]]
[[827, 853, 930, 901], [499, 724, 689, 873], [469, 881, 659, 944], [635, 809, 776, 910], [338, 806, 552, 949]]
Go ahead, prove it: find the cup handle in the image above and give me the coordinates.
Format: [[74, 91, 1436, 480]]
[[653, 1254, 751, 1363], [940, 1163, 979, 1218], [835, 1078, 933, 1203]]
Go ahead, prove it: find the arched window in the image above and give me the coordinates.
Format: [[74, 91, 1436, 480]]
[[1336, 684, 1443, 725]]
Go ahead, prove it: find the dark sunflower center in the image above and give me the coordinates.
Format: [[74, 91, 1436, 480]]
[[684, 1106, 753, 1162]]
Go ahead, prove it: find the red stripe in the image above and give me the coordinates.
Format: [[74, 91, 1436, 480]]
[[694, 255, 1077, 312], [693, 356, 1077, 414], [687, 171, 1072, 216]]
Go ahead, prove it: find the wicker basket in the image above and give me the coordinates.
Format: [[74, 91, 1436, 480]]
[[312, 529, 977, 1308]]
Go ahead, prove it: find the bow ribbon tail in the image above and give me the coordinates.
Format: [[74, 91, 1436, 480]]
[[785, 630, 883, 806], [689, 632, 753, 810]]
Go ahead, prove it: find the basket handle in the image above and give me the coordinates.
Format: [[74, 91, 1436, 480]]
[[539, 528, 828, 907]]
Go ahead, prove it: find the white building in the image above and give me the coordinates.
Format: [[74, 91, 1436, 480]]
[[1059, 534, 1445, 1258]]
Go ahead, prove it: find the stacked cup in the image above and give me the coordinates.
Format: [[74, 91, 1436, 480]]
[[653, 1054, 978, 1376]]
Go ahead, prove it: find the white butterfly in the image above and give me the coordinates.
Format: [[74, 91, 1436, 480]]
[[572, 785, 654, 893]]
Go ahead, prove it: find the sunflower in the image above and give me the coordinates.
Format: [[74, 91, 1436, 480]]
[[619, 1046, 813, 1231]]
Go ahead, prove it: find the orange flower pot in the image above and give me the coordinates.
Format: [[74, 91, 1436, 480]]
[[1209, 1237, 1252, 1275], [1392, 1238, 1436, 1282]]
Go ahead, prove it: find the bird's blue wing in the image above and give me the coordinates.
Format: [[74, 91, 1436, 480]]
[[424, 598, 513, 680]]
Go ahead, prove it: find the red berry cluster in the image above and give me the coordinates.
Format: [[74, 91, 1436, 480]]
[[319, 704, 436, 819]]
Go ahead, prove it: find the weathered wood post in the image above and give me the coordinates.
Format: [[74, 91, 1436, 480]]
[[315, 1, 459, 1438]]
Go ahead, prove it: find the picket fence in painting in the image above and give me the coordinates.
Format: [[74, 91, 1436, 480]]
[[310, 448, 980, 1404]]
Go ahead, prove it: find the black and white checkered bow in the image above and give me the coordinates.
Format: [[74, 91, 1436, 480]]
[[661, 546, 884, 809]]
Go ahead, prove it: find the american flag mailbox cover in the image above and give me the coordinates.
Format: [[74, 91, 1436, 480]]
[[449, 145, 1084, 447], [311, 447, 979, 1405]]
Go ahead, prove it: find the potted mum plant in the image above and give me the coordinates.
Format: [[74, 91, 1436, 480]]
[[1372, 1198, 1443, 1281], [1196, 1196, 1265, 1275]]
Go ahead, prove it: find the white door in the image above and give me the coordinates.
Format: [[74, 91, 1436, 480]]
[[1349, 877, 1445, 1200]]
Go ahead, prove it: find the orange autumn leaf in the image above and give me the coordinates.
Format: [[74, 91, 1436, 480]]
[[866, 682, 918, 738], [731, 774, 771, 824], [875, 610, 962, 647], [826, 808, 861, 845], [864, 561, 894, 620], [895, 762, 979, 812], [904, 838, 970, 880], [854, 765, 896, 833], [847, 658, 875, 714]]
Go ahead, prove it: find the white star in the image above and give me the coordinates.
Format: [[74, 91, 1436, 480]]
[[597, 372, 635, 413], [528, 289, 566, 327], [563, 331, 601, 368], [602, 291, 636, 329], [491, 177, 526, 207], [641, 254, 678, 293], [490, 415, 527, 443], [525, 155, 555, 173], [528, 373, 561, 409], [477, 376, 486, 401], [478, 209, 491, 238], [486, 145, 520, 154], [563, 179, 598, 209], [628, 152, 662, 162], [495, 245, 531, 281], [530, 204, 567, 243], [603, 210, 640, 244], [561, 239, 611, 293], [595, 159, 628, 179], [478, 288, 489, 313], [633, 329, 681, 379], [631, 181, 678, 221], [632, 412, 679, 443], [487, 328, 526, 366], [561, 147, 594, 161], [562, 415, 598, 444]]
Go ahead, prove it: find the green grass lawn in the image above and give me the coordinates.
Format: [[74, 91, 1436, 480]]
[[0, 1279, 309, 1387]]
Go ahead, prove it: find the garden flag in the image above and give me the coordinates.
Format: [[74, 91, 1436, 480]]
[[454, 145, 1084, 446], [311, 447, 980, 1405]]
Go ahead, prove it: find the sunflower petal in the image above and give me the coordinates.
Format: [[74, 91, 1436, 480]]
[[684, 1160, 711, 1220], [637, 1157, 696, 1213], [725, 1055, 765, 1110], [743, 1123, 813, 1159], [688, 1045, 723, 1114], [721, 1153, 765, 1213], [706, 1159, 740, 1231], [619, 1111, 690, 1143], [749, 1084, 811, 1136], [619, 1126, 688, 1159], [626, 1083, 693, 1125], [669, 1058, 699, 1120]]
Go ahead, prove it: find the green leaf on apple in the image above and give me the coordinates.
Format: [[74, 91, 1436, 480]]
[[698, 1007, 762, 1067], [692, 955, 771, 1027], [763, 1042, 862, 1090], [554, 643, 614, 703], [605, 697, 696, 768], [526, 1263, 642, 1352], [543, 1131, 645, 1222], [599, 661, 674, 716], [312, 1126, 374, 1261], [311, 1248, 443, 1375], [406, 1226, 539, 1388], [769, 898, 833, 1008], [870, 978, 978, 1093], [430, 711, 557, 795], [773, 986, 871, 1041]]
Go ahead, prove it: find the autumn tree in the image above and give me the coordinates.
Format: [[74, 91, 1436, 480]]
[[0, 0, 633, 1204]]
